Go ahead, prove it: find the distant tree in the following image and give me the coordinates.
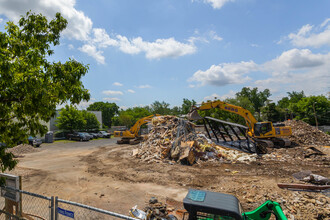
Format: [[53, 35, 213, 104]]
[[0, 12, 89, 172], [294, 95, 330, 125], [118, 114, 134, 128], [171, 106, 182, 116], [236, 87, 271, 120], [82, 111, 100, 131], [56, 105, 86, 132], [288, 91, 305, 103], [181, 98, 196, 114], [87, 102, 119, 128], [278, 91, 306, 119], [261, 103, 282, 122], [151, 101, 171, 115]]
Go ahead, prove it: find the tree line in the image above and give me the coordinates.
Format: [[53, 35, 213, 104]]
[[69, 88, 328, 130]]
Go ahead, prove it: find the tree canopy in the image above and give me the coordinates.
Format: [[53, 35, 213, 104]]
[[0, 12, 90, 172], [236, 87, 270, 120], [87, 102, 119, 128], [56, 105, 86, 132]]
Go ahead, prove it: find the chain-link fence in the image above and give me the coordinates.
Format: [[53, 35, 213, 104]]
[[55, 198, 137, 220], [0, 186, 138, 220], [0, 186, 53, 220]]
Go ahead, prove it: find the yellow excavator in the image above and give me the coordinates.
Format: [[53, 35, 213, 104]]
[[187, 100, 292, 150], [114, 114, 160, 144]]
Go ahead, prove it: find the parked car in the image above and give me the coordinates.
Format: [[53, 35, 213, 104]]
[[28, 136, 42, 147], [82, 132, 94, 140], [98, 131, 111, 138], [90, 133, 100, 139], [67, 132, 90, 141]]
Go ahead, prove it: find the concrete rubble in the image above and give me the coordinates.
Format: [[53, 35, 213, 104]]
[[136, 115, 257, 164], [284, 120, 330, 146]]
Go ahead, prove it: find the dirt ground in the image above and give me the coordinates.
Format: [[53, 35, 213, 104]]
[[7, 138, 330, 219]]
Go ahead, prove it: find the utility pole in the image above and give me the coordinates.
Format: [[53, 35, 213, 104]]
[[312, 102, 318, 129]]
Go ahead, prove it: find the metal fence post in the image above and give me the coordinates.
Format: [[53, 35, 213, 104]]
[[55, 196, 58, 220], [50, 196, 54, 220]]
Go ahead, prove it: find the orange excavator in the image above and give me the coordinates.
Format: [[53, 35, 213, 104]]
[[114, 114, 160, 144]]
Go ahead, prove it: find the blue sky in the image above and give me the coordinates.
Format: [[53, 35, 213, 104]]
[[0, 0, 329, 109]]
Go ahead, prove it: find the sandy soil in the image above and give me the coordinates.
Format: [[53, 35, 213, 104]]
[[7, 138, 330, 219]]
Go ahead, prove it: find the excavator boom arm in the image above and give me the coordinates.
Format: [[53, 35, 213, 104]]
[[190, 100, 257, 129], [243, 200, 287, 220]]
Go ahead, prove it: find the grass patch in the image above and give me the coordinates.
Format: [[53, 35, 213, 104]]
[[54, 140, 75, 143]]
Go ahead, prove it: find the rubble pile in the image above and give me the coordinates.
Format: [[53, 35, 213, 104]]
[[237, 185, 330, 219], [7, 144, 40, 157], [284, 120, 330, 146], [136, 116, 256, 164]]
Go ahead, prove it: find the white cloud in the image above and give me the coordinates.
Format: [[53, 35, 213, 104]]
[[209, 30, 223, 41], [193, 0, 234, 9], [189, 49, 330, 97], [68, 44, 74, 50], [264, 49, 326, 72], [0, 0, 92, 41], [287, 18, 330, 47], [188, 61, 257, 87], [127, 89, 135, 93], [75, 100, 94, 110], [137, 84, 152, 89], [256, 49, 330, 96], [103, 97, 120, 102], [102, 90, 124, 96], [113, 82, 123, 86], [0, 1, 197, 64], [81, 30, 197, 63], [0, 18, 3, 23], [92, 28, 118, 48], [116, 36, 196, 59], [203, 91, 235, 101], [79, 44, 105, 64]]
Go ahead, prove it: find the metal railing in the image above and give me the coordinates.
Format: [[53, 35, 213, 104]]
[[0, 187, 138, 220], [55, 198, 137, 220]]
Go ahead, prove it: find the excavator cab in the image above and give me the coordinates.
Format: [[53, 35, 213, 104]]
[[253, 122, 273, 137]]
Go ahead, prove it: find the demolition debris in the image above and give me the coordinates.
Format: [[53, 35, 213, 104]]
[[136, 116, 257, 164]]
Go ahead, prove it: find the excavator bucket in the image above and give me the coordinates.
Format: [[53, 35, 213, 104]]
[[187, 109, 203, 120]]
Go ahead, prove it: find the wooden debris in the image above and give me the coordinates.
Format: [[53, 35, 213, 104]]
[[136, 115, 256, 164]]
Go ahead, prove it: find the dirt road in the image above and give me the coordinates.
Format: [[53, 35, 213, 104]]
[[8, 138, 330, 219]]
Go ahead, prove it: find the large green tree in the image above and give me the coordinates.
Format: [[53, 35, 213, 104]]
[[236, 87, 271, 120], [56, 105, 86, 132], [293, 95, 330, 125], [0, 12, 90, 172], [82, 111, 100, 131], [87, 102, 119, 128]]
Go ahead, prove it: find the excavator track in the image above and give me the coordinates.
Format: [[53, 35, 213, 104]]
[[255, 139, 274, 154], [272, 138, 291, 148]]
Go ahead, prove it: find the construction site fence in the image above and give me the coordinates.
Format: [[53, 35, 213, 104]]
[[0, 186, 138, 220]]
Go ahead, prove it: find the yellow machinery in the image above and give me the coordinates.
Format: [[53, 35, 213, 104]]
[[114, 114, 160, 144], [187, 100, 292, 149]]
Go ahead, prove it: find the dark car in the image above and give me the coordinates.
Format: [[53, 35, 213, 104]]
[[90, 133, 100, 139], [82, 132, 93, 140], [28, 136, 42, 147], [98, 131, 111, 138], [67, 132, 90, 141]]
